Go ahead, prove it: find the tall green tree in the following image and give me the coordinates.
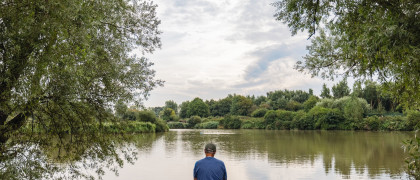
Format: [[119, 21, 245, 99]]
[[179, 101, 190, 118], [320, 83, 331, 99], [164, 100, 178, 114], [187, 98, 209, 118], [230, 95, 253, 116], [209, 97, 232, 117], [0, 0, 162, 143], [114, 100, 128, 118], [332, 80, 350, 99], [273, 0, 419, 107]]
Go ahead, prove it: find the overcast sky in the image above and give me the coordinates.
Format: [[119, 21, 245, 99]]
[[142, 0, 337, 107]]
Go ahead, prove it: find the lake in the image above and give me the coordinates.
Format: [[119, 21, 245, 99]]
[[101, 129, 411, 180]]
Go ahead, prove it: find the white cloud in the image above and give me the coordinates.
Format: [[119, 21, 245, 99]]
[[142, 0, 330, 107]]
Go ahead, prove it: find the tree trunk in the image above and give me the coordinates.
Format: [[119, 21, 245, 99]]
[[0, 113, 27, 144]]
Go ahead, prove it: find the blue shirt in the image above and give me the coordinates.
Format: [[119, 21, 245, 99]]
[[194, 157, 227, 180]]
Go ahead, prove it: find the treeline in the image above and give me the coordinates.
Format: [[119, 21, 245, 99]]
[[148, 80, 419, 131]]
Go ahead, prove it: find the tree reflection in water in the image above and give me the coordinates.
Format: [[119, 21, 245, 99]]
[[165, 130, 410, 179], [0, 130, 411, 179], [0, 133, 162, 180]]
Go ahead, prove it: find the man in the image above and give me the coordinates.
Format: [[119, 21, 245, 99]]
[[193, 143, 227, 180]]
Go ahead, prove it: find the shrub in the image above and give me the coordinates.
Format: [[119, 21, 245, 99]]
[[197, 121, 219, 129], [316, 98, 334, 108], [264, 110, 279, 125], [291, 110, 306, 129], [241, 120, 254, 129], [380, 116, 408, 131], [167, 122, 187, 129], [343, 96, 369, 122], [187, 116, 202, 128], [285, 100, 302, 111], [292, 114, 315, 130], [404, 137, 420, 179], [277, 110, 294, 121], [137, 110, 158, 124], [309, 106, 344, 130], [103, 121, 156, 133], [303, 96, 319, 112], [362, 116, 381, 131], [220, 116, 241, 129], [251, 108, 268, 117], [407, 110, 420, 130], [154, 119, 169, 132]]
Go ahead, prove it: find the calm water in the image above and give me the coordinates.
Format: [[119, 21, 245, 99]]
[[101, 129, 411, 180]]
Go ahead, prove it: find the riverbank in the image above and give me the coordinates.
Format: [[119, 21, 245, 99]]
[[168, 110, 420, 131], [20, 120, 169, 134]]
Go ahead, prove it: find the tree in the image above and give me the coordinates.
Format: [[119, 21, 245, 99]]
[[0, 0, 162, 149], [332, 80, 350, 99], [179, 101, 190, 118], [320, 83, 331, 99], [362, 81, 379, 109], [303, 96, 319, 112], [164, 100, 178, 114], [115, 100, 128, 118], [159, 108, 176, 121], [187, 98, 209, 118], [230, 95, 253, 116], [209, 97, 232, 117], [273, 0, 419, 107]]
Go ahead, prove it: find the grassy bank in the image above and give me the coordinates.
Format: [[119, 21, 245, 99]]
[[168, 110, 420, 131], [20, 120, 169, 134]]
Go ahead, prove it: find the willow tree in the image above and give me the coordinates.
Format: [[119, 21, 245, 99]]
[[273, 0, 419, 108], [0, 0, 162, 143]]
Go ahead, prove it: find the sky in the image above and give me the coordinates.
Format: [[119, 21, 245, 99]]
[[142, 0, 338, 107]]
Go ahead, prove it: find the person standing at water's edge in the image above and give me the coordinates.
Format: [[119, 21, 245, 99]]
[[193, 143, 227, 180]]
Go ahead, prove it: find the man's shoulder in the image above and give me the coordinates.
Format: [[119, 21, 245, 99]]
[[196, 157, 225, 164]]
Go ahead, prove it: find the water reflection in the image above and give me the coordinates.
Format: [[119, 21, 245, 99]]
[[1, 130, 411, 179], [129, 130, 409, 180]]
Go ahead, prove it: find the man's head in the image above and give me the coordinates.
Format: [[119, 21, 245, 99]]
[[204, 143, 216, 155]]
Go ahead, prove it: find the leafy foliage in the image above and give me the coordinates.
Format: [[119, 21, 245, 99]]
[[230, 95, 253, 116], [0, 0, 163, 144], [251, 108, 268, 117], [187, 98, 209, 118], [164, 100, 178, 114], [220, 116, 241, 129], [332, 80, 351, 99], [273, 0, 420, 107]]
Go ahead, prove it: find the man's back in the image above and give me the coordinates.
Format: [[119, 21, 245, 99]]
[[193, 157, 227, 180]]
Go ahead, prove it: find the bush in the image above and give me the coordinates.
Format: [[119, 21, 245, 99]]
[[291, 110, 306, 129], [343, 96, 369, 122], [407, 110, 420, 130], [380, 116, 408, 131], [264, 110, 279, 125], [277, 110, 294, 121], [167, 122, 187, 129], [220, 116, 241, 129], [309, 106, 344, 130], [196, 121, 219, 129], [251, 108, 268, 117], [292, 114, 315, 130], [103, 121, 156, 133], [187, 116, 202, 128], [316, 98, 335, 108], [303, 96, 319, 112], [240, 118, 265, 129], [154, 119, 169, 132], [404, 137, 420, 179], [285, 100, 302, 111], [137, 110, 158, 124], [362, 116, 381, 131]]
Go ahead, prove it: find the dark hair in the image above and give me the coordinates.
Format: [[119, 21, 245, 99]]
[[204, 143, 216, 153]]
